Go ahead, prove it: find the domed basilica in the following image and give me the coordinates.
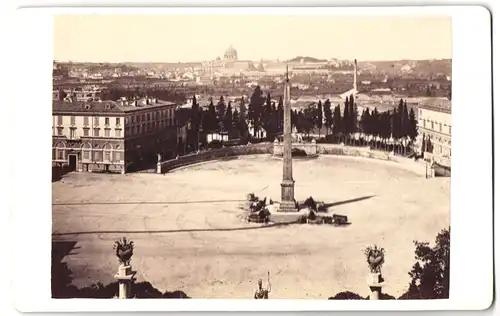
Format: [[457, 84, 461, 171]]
[[223, 45, 238, 62], [201, 46, 264, 74]]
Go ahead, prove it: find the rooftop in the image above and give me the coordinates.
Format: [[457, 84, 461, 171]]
[[53, 98, 176, 114], [418, 97, 452, 113]]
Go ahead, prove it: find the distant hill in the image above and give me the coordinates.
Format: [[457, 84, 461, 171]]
[[359, 59, 452, 75], [287, 56, 328, 63]]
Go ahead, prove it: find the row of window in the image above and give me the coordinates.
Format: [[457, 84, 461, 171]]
[[124, 120, 173, 136], [53, 148, 123, 162], [421, 120, 452, 134], [56, 112, 175, 127], [57, 116, 122, 126], [434, 145, 451, 158], [55, 127, 122, 138], [128, 109, 175, 124]]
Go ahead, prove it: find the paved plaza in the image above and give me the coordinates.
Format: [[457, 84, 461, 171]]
[[52, 155, 450, 299]]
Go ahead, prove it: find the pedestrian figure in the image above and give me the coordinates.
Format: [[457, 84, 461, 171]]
[[254, 272, 271, 299]]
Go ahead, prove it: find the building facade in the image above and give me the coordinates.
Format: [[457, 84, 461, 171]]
[[52, 97, 179, 174], [416, 99, 452, 167]]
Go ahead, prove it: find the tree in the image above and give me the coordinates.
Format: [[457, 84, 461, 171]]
[[203, 99, 217, 133], [400, 227, 450, 299], [248, 86, 265, 137], [408, 108, 418, 141], [349, 94, 358, 133], [223, 101, 233, 133], [342, 98, 350, 135], [402, 100, 410, 138], [216, 95, 226, 121], [277, 96, 284, 133], [233, 108, 249, 139], [303, 106, 317, 137], [316, 100, 323, 137], [332, 104, 342, 136], [238, 97, 247, 122], [323, 99, 333, 136], [292, 109, 298, 130], [370, 108, 380, 137], [262, 93, 275, 137], [360, 108, 371, 134], [58, 88, 67, 101], [391, 108, 399, 139], [232, 108, 240, 126], [190, 95, 202, 151]]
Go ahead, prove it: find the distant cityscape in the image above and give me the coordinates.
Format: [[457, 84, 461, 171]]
[[52, 45, 451, 175]]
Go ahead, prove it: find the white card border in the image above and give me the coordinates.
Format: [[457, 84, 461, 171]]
[[9, 5, 493, 312]]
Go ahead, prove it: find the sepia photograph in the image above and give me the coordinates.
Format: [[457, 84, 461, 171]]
[[49, 13, 454, 302]]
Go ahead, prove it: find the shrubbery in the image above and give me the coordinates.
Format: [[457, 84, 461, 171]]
[[207, 140, 223, 149]]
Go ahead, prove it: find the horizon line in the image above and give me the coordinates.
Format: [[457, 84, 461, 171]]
[[54, 57, 453, 64]]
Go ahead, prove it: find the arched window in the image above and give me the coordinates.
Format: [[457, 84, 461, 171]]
[[103, 143, 113, 162], [55, 142, 66, 160], [113, 145, 122, 162], [93, 143, 102, 162], [81, 143, 92, 161]]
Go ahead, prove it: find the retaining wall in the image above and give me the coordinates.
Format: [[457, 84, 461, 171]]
[[157, 142, 427, 176], [158, 143, 273, 173]]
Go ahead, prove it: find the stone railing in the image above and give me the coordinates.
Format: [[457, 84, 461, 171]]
[[157, 143, 273, 173], [272, 139, 318, 156]]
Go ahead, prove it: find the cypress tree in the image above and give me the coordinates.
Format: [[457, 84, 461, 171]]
[[343, 97, 350, 135], [248, 86, 265, 137], [402, 100, 410, 138], [216, 95, 226, 121], [323, 99, 333, 136], [317, 100, 323, 137], [349, 94, 358, 133], [333, 104, 342, 136], [203, 99, 217, 133], [223, 101, 233, 133], [371, 107, 380, 137], [277, 96, 284, 132], [408, 108, 418, 141]]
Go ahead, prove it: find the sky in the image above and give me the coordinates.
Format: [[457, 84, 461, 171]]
[[54, 14, 452, 63]]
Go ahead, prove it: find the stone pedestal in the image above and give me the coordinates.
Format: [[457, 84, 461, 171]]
[[366, 273, 385, 300], [114, 264, 136, 299], [279, 180, 297, 212]]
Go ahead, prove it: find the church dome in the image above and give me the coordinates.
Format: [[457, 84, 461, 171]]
[[224, 45, 238, 61]]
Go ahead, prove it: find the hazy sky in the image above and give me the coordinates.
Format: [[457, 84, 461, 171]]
[[54, 15, 452, 62]]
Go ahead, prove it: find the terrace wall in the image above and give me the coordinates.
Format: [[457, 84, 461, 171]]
[[157, 143, 273, 173], [158, 142, 427, 176]]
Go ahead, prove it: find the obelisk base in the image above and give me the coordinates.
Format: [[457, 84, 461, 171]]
[[279, 180, 298, 212]]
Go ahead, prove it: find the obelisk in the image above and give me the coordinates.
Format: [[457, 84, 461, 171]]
[[278, 65, 298, 212]]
